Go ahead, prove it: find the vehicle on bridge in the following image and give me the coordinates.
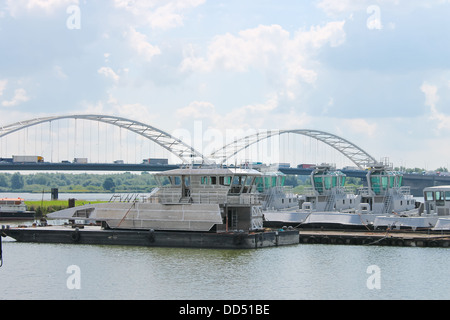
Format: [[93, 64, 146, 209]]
[[12, 155, 44, 163]]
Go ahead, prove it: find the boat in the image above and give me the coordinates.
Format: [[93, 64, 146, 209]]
[[264, 164, 418, 230], [1, 167, 299, 249], [374, 185, 450, 231], [0, 198, 35, 221], [256, 169, 298, 211]]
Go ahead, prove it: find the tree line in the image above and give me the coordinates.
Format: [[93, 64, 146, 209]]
[[0, 172, 161, 193]]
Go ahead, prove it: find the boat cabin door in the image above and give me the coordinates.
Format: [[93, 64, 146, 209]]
[[227, 208, 238, 231], [182, 175, 191, 197]]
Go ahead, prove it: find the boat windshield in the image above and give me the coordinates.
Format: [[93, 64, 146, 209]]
[[424, 189, 450, 205], [369, 171, 403, 195], [312, 171, 345, 194]]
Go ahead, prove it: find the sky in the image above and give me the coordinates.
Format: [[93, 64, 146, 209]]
[[1, 0, 450, 169]]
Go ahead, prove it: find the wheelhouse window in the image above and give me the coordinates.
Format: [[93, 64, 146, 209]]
[[370, 176, 381, 194], [201, 176, 209, 185], [314, 177, 324, 194], [435, 191, 445, 206], [425, 191, 434, 201], [169, 176, 181, 186]]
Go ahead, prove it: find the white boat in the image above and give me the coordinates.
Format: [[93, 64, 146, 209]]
[[0, 198, 35, 220], [264, 164, 419, 229], [49, 167, 265, 232], [256, 169, 298, 211], [374, 185, 450, 231], [263, 164, 360, 228]]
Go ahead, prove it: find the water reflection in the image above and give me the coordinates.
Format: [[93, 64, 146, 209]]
[[1, 241, 449, 300]]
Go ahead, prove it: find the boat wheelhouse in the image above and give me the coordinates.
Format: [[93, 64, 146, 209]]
[[256, 170, 298, 210], [358, 164, 416, 215], [299, 164, 359, 212], [148, 167, 264, 232], [422, 185, 450, 217], [0, 198, 27, 213]]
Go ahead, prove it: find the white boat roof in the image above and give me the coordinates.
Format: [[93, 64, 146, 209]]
[[156, 167, 262, 176], [423, 185, 450, 191]]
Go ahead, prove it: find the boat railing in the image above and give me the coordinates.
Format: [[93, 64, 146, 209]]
[[149, 188, 180, 204], [227, 194, 261, 205], [303, 187, 316, 196], [358, 186, 412, 197], [303, 186, 355, 196], [149, 188, 261, 205], [358, 187, 371, 196], [109, 193, 150, 203], [192, 192, 228, 204], [398, 186, 412, 196]]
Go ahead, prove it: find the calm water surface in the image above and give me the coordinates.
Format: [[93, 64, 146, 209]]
[[1, 192, 448, 300], [1, 239, 448, 300]]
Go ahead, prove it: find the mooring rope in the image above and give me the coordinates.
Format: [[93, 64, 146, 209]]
[[117, 201, 137, 228]]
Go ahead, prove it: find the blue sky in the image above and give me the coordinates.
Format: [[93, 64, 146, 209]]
[[1, 0, 450, 169]]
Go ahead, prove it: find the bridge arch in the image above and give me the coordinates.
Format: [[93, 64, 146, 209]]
[[209, 129, 377, 169], [0, 114, 209, 164]]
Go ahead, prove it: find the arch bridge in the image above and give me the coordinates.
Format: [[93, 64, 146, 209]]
[[0, 114, 209, 165], [209, 129, 377, 169], [0, 115, 377, 169]]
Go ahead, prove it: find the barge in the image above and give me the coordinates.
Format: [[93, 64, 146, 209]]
[[1, 167, 299, 249], [1, 224, 297, 249]]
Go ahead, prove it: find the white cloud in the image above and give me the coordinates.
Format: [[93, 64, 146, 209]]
[[181, 25, 291, 73], [0, 80, 7, 96], [97, 66, 120, 82], [421, 82, 450, 132], [181, 22, 345, 99], [53, 65, 68, 79], [125, 27, 161, 61], [421, 82, 439, 109], [79, 95, 157, 125], [114, 0, 205, 30], [341, 118, 378, 138], [176, 101, 216, 120], [317, 0, 448, 16], [176, 94, 312, 134], [2, 88, 30, 107], [5, 0, 78, 17], [316, 0, 366, 16]]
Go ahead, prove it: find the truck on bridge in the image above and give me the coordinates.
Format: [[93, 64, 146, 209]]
[[12, 155, 44, 163]]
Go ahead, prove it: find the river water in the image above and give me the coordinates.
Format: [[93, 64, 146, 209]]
[[0, 193, 449, 300]]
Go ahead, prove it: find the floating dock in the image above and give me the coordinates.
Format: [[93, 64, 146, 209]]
[[298, 229, 450, 248]]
